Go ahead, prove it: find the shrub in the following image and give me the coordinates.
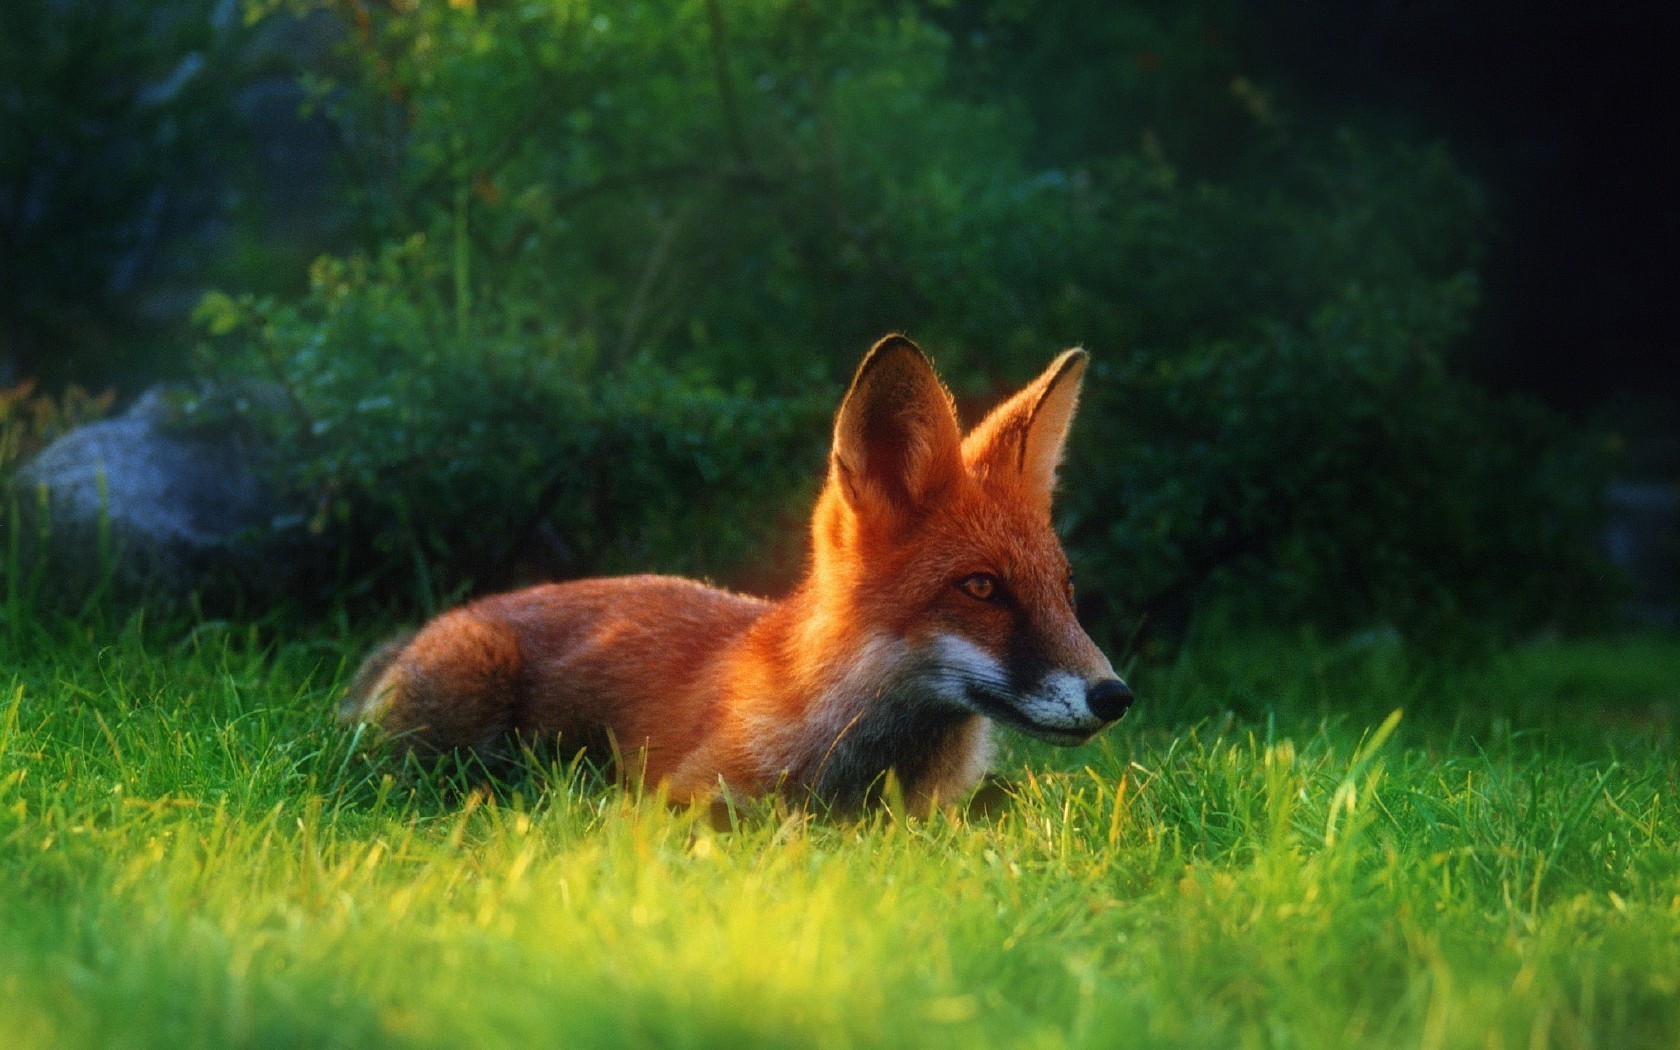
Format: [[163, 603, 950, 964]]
[[189, 0, 1613, 640], [0, 382, 114, 481], [1066, 285, 1616, 653], [192, 237, 825, 608]]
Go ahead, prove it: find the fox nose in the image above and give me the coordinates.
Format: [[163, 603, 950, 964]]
[[1086, 678, 1134, 722]]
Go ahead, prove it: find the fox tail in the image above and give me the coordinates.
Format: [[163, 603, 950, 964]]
[[338, 631, 417, 722]]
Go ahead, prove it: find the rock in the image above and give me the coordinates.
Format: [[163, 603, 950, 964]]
[[10, 385, 307, 606]]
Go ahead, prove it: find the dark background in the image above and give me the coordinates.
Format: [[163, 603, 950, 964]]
[[1263, 0, 1678, 466]]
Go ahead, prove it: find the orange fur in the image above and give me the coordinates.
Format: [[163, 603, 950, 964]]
[[343, 336, 1133, 813]]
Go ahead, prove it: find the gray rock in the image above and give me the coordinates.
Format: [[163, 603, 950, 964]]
[[11, 385, 305, 605]]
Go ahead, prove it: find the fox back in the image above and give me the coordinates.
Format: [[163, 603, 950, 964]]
[[343, 335, 1132, 811]]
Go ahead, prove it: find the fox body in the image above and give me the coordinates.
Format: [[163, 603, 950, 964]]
[[342, 336, 1132, 811]]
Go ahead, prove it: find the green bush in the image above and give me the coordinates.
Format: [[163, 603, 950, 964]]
[[1067, 285, 1615, 652], [193, 237, 825, 608], [191, 0, 1612, 639]]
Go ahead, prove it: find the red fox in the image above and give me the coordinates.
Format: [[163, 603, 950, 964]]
[[340, 335, 1132, 812]]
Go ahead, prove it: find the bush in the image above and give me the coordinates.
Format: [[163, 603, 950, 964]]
[[189, 0, 1613, 639], [192, 237, 825, 608], [0, 382, 114, 480], [1066, 286, 1616, 652]]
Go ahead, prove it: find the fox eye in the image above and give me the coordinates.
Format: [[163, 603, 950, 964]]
[[957, 573, 1002, 603]]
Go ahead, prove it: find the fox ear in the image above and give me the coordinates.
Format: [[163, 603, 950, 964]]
[[962, 348, 1088, 500], [832, 335, 964, 518]]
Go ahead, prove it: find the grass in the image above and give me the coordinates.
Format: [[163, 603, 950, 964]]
[[0, 615, 1677, 1049]]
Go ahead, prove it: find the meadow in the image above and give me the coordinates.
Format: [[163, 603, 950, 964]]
[[5, 0, 1671, 1044], [1, 616, 1676, 1049]]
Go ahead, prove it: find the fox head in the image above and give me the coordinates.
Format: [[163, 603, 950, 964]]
[[811, 334, 1132, 744]]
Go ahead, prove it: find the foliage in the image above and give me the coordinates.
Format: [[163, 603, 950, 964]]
[[192, 236, 826, 606], [1069, 274, 1616, 651], [0, 382, 114, 480], [908, 1, 1618, 643], [182, 0, 1614, 635], [256, 0, 1045, 380], [3, 622, 1679, 1047]]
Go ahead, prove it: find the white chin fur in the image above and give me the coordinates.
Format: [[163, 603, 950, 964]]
[[1012, 669, 1104, 733], [923, 635, 1102, 733]]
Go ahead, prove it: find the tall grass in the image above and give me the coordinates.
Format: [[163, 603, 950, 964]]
[[1, 617, 1676, 1048]]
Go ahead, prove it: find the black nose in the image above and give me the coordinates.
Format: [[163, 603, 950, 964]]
[[1086, 678, 1134, 721]]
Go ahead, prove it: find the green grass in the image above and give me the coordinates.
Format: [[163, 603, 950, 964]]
[[1, 617, 1677, 1049]]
